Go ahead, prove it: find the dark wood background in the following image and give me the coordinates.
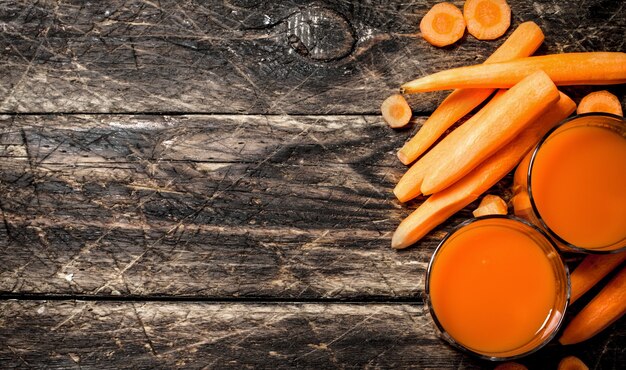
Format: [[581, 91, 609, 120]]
[[0, 1, 624, 368]]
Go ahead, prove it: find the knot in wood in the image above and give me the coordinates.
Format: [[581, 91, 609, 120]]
[[286, 7, 356, 62]]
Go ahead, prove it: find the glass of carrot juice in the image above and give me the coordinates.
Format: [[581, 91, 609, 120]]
[[514, 113, 626, 253], [425, 216, 569, 360]]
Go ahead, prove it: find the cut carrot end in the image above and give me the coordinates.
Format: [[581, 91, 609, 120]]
[[464, 0, 511, 40], [381, 94, 412, 128], [577, 90, 623, 116], [420, 2, 466, 47], [397, 150, 411, 165], [472, 194, 507, 217], [557, 356, 589, 370]]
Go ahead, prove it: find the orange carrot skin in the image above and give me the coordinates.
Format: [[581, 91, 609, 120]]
[[420, 2, 466, 47], [559, 266, 626, 345], [464, 0, 511, 40], [473, 194, 507, 217], [401, 52, 626, 93], [577, 90, 624, 116], [381, 94, 412, 128], [394, 89, 507, 203], [398, 21, 544, 165], [420, 70, 559, 195], [570, 252, 626, 304], [392, 92, 575, 248], [558, 356, 589, 370]]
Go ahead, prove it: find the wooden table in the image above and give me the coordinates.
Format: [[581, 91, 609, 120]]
[[1, 1, 624, 368]]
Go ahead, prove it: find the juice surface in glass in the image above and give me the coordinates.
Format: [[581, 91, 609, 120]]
[[427, 217, 568, 359], [529, 115, 626, 251]]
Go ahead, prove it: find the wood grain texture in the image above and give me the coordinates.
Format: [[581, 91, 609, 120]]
[[0, 300, 624, 369], [1, 0, 624, 114], [1, 113, 473, 298]]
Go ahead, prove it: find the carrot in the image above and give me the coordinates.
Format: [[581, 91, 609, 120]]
[[401, 52, 626, 93], [420, 2, 466, 47], [472, 194, 507, 217], [392, 92, 575, 248], [577, 90, 624, 116], [398, 21, 544, 165], [558, 356, 589, 370], [494, 363, 528, 370], [393, 90, 508, 203], [463, 0, 511, 40], [381, 94, 412, 128], [559, 266, 626, 345], [570, 252, 626, 304], [419, 70, 559, 195]]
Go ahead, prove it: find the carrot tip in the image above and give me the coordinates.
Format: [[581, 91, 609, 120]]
[[397, 150, 410, 165]]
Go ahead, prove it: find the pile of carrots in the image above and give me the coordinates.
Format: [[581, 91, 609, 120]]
[[380, 13, 626, 353]]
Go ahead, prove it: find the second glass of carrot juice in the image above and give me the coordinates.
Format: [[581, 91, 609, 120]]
[[513, 113, 626, 253], [426, 216, 569, 360]]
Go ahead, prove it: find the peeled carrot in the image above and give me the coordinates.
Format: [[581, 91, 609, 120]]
[[401, 52, 626, 93], [398, 21, 544, 165], [559, 266, 626, 345], [472, 194, 507, 217], [577, 90, 624, 116], [463, 0, 511, 40], [494, 363, 528, 370], [393, 90, 508, 203], [558, 356, 589, 370], [392, 92, 575, 248], [570, 253, 626, 304], [381, 94, 413, 128], [420, 2, 466, 47], [420, 71, 559, 195]]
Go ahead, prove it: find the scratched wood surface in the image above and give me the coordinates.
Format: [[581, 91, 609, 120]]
[[0, 301, 623, 369], [1, 0, 625, 368], [0, 0, 624, 114]]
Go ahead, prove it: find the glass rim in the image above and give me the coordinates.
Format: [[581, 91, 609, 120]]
[[527, 112, 626, 254], [424, 215, 570, 361]]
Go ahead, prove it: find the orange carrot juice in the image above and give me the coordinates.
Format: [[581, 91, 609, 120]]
[[427, 217, 568, 359], [529, 114, 626, 251]]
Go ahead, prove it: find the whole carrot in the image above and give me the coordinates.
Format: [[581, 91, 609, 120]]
[[392, 92, 575, 248], [398, 21, 544, 165], [559, 266, 626, 345], [401, 52, 626, 93], [569, 253, 626, 304]]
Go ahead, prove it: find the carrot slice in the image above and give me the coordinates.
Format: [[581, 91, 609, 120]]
[[559, 266, 626, 345], [570, 253, 626, 304], [381, 94, 412, 128], [577, 90, 624, 116], [398, 21, 544, 165], [419, 70, 559, 195], [392, 92, 575, 248], [420, 3, 466, 47], [401, 52, 626, 93], [464, 0, 511, 40], [558, 356, 589, 370], [494, 363, 528, 370], [472, 194, 507, 217]]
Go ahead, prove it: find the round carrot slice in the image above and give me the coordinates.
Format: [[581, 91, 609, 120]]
[[381, 94, 412, 128], [420, 3, 466, 47], [577, 90, 623, 116], [464, 0, 511, 40]]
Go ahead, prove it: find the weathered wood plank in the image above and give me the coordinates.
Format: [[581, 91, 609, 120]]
[[1, 113, 467, 298], [1, 0, 624, 114], [0, 300, 623, 369]]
